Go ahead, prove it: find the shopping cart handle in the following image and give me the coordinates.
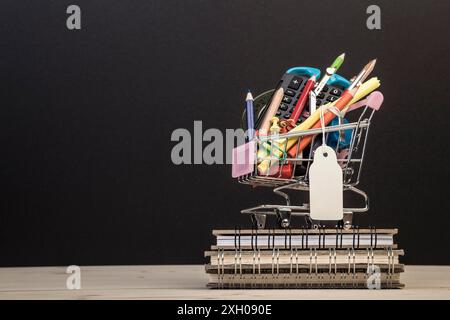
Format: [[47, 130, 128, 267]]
[[346, 91, 384, 112]]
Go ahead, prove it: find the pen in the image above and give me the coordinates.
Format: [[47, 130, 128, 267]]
[[245, 90, 255, 141]]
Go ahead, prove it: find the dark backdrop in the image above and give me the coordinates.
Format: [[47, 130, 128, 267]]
[[0, 0, 449, 266]]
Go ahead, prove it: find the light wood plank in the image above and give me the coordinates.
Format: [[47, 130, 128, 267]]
[[0, 265, 449, 300]]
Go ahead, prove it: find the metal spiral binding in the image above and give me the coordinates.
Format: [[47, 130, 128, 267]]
[[271, 247, 280, 280], [366, 247, 374, 271], [289, 248, 293, 286], [387, 247, 394, 287], [285, 229, 292, 287], [216, 249, 220, 287], [346, 250, 352, 289], [238, 248, 243, 288], [314, 248, 319, 287], [352, 247, 357, 288], [329, 248, 337, 287], [352, 226, 360, 249], [318, 227, 323, 249], [252, 248, 256, 288], [232, 227, 240, 288], [217, 248, 224, 289], [212, 226, 399, 289], [365, 246, 375, 286], [251, 227, 258, 288], [307, 248, 318, 288], [233, 247, 237, 287]]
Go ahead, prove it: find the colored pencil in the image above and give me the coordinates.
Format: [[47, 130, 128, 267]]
[[245, 90, 255, 140], [259, 87, 284, 135]]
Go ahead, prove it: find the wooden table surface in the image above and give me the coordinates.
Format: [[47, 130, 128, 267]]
[[0, 265, 449, 299]]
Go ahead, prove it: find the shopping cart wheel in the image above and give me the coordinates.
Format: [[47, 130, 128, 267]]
[[276, 207, 291, 229], [304, 216, 313, 229], [251, 214, 266, 229], [310, 219, 321, 229], [342, 213, 353, 230]]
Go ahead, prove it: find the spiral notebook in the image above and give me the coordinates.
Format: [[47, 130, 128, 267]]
[[205, 227, 404, 289], [212, 228, 397, 249]]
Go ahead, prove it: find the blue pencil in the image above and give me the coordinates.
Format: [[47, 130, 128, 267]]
[[245, 90, 255, 140]]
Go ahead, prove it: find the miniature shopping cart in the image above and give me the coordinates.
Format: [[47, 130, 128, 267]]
[[232, 90, 383, 230]]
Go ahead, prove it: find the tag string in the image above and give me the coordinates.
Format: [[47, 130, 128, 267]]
[[319, 104, 347, 153]]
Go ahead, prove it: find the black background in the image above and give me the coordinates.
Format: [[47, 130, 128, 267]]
[[0, 0, 449, 266]]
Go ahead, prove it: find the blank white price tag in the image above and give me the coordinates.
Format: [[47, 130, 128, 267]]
[[309, 145, 343, 221]]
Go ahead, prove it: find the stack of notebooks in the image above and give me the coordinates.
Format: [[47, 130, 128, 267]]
[[205, 228, 404, 289]]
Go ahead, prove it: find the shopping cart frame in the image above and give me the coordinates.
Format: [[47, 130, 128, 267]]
[[235, 102, 378, 230]]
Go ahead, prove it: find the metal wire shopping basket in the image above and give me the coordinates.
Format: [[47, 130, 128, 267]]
[[233, 90, 383, 230]]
